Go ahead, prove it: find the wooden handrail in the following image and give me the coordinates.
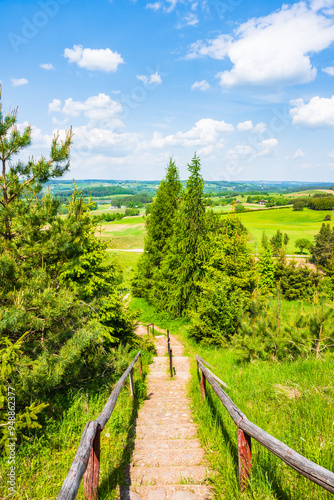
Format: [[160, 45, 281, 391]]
[[196, 354, 334, 494], [57, 351, 142, 500]]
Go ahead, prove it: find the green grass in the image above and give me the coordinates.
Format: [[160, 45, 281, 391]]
[[236, 207, 334, 254], [130, 297, 334, 500], [110, 251, 141, 291], [0, 348, 152, 500], [96, 219, 145, 249]]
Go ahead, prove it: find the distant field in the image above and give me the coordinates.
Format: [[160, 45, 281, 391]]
[[95, 216, 146, 248], [236, 207, 333, 254]]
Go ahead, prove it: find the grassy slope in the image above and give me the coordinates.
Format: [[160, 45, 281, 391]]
[[130, 298, 334, 500], [0, 349, 152, 500], [236, 207, 334, 254]]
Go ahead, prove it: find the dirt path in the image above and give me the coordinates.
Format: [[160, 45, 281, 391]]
[[122, 330, 212, 499]]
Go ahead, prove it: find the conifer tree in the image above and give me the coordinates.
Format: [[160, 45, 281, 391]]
[[159, 153, 211, 315], [132, 158, 182, 299]]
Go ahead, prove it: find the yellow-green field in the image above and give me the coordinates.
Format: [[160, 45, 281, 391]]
[[236, 207, 333, 254]]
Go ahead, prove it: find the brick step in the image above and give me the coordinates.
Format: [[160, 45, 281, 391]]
[[140, 400, 191, 410], [134, 439, 202, 451], [136, 416, 193, 426], [135, 424, 197, 440], [136, 409, 192, 421], [128, 465, 208, 486], [121, 484, 212, 500], [132, 448, 205, 467], [149, 372, 190, 380]]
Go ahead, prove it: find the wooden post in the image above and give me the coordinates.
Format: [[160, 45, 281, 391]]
[[84, 425, 101, 500], [139, 354, 143, 377], [238, 426, 252, 491], [167, 329, 169, 341], [167, 337, 170, 355], [152, 324, 154, 336], [169, 348, 173, 377], [200, 371, 206, 401], [129, 368, 134, 398]]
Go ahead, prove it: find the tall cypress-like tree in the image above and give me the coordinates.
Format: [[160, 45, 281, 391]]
[[132, 158, 182, 299], [158, 153, 212, 315]]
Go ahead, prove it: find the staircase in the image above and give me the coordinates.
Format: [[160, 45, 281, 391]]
[[121, 332, 212, 500]]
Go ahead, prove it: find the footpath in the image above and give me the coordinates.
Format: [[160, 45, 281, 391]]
[[122, 328, 212, 500]]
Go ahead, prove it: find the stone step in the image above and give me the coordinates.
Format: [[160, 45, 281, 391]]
[[136, 416, 193, 426], [134, 439, 202, 451], [132, 448, 205, 467], [149, 372, 190, 381], [128, 465, 208, 486], [135, 423, 197, 440], [121, 485, 212, 500], [136, 409, 192, 422]]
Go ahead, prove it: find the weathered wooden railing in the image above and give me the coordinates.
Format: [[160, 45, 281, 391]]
[[167, 329, 174, 377], [196, 355, 334, 494], [57, 351, 142, 500]]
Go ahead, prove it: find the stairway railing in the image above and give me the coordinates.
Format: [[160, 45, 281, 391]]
[[196, 354, 334, 493], [57, 351, 142, 500]]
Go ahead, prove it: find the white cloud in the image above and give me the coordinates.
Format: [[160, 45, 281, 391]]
[[328, 151, 334, 157], [48, 93, 123, 128], [49, 99, 62, 112], [290, 95, 334, 127], [227, 144, 253, 159], [178, 13, 199, 27], [310, 0, 334, 11], [11, 78, 28, 87], [323, 66, 334, 75], [64, 45, 124, 72], [236, 121, 267, 133], [286, 149, 305, 159], [237, 121, 253, 131], [257, 138, 278, 157], [137, 72, 162, 84], [188, 2, 334, 87], [151, 118, 234, 148], [40, 63, 54, 70], [191, 80, 210, 91], [188, 34, 231, 60], [146, 2, 161, 10]]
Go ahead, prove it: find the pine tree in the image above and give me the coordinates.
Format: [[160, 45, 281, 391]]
[[158, 153, 212, 315], [132, 158, 182, 299]]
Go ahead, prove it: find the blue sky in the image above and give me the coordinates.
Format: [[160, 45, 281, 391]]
[[1, 0, 334, 181]]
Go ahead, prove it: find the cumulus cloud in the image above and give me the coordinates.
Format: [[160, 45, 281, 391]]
[[151, 118, 234, 148], [64, 45, 124, 72], [137, 72, 162, 84], [286, 149, 305, 159], [323, 66, 334, 75], [48, 93, 123, 128], [290, 95, 334, 127], [11, 78, 28, 87], [187, 2, 334, 87], [40, 63, 54, 70], [191, 80, 210, 91]]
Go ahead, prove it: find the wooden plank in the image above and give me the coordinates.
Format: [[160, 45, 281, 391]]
[[129, 368, 134, 398], [57, 421, 99, 500], [238, 428, 252, 490], [197, 355, 334, 494], [84, 425, 101, 500], [200, 370, 206, 401]]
